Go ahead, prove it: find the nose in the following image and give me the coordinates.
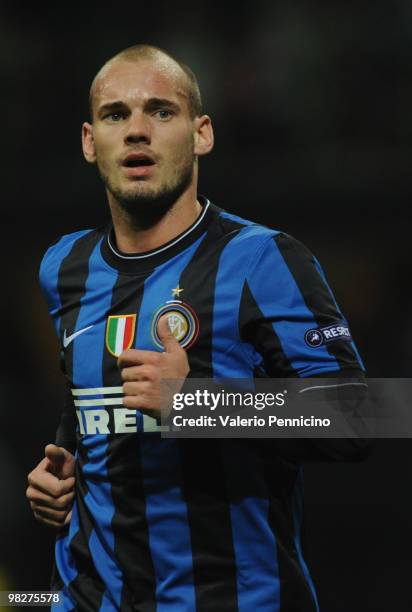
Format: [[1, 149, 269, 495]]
[[124, 110, 151, 145]]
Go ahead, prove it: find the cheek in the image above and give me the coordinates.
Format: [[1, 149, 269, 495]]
[[167, 132, 195, 164], [94, 138, 118, 170], [93, 128, 119, 156]]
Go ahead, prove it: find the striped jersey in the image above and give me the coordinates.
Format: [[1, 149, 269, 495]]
[[39, 196, 364, 611]]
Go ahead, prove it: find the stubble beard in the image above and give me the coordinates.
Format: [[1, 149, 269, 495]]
[[100, 151, 196, 231]]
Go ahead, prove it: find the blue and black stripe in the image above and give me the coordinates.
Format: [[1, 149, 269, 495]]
[[41, 197, 365, 611]]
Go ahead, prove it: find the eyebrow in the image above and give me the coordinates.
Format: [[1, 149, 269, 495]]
[[145, 98, 181, 113], [97, 97, 181, 117], [97, 101, 125, 116]]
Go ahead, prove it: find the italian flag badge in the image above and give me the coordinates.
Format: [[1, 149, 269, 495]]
[[106, 314, 136, 357]]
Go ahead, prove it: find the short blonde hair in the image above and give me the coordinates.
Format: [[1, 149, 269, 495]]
[[89, 43, 203, 120]]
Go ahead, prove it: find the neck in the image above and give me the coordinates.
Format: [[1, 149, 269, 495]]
[[108, 187, 202, 254]]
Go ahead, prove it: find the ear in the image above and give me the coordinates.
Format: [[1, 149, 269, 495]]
[[82, 122, 97, 164], [193, 115, 214, 157]]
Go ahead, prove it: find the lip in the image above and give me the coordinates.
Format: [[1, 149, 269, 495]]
[[122, 164, 155, 178], [122, 151, 155, 165], [121, 151, 156, 179]]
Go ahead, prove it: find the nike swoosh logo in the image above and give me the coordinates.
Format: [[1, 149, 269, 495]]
[[63, 325, 94, 348]]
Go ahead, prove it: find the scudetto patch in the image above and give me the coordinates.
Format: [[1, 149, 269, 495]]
[[305, 321, 352, 348], [106, 314, 136, 357], [151, 301, 199, 350]]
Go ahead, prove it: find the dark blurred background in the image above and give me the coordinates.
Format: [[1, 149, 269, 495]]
[[1, 1, 411, 610]]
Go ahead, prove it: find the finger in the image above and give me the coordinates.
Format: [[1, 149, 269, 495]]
[[121, 365, 158, 383], [26, 486, 75, 510], [33, 510, 69, 529], [26, 485, 74, 508], [118, 348, 162, 369], [30, 503, 70, 523], [156, 315, 183, 353], [63, 509, 73, 526], [123, 394, 152, 410], [44, 444, 66, 473], [121, 365, 157, 382], [122, 381, 152, 397], [45, 444, 75, 480], [27, 472, 75, 498]]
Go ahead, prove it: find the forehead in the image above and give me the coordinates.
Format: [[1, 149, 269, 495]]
[[92, 58, 189, 111]]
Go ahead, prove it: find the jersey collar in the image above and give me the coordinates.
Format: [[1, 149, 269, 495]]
[[100, 195, 218, 274]]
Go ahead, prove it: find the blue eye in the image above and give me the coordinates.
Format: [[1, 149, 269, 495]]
[[156, 110, 172, 120], [105, 112, 123, 121]]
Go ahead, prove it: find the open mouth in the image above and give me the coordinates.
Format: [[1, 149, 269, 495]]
[[124, 158, 154, 167], [122, 154, 155, 167]]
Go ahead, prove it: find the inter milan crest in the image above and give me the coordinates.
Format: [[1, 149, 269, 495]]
[[151, 295, 199, 350], [106, 314, 136, 357]]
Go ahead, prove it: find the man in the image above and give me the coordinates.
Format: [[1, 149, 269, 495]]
[[27, 44, 367, 611]]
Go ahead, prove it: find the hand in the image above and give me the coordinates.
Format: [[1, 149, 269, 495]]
[[118, 314, 189, 420], [26, 444, 76, 529]]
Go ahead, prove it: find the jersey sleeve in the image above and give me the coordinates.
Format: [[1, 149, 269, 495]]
[[55, 383, 77, 454], [240, 233, 370, 461], [39, 232, 92, 454], [239, 232, 364, 378]]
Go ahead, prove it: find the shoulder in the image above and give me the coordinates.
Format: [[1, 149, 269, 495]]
[[215, 207, 279, 249], [214, 206, 314, 262], [39, 228, 100, 289]]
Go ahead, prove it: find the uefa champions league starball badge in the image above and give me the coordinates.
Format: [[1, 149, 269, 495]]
[[305, 328, 324, 348]]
